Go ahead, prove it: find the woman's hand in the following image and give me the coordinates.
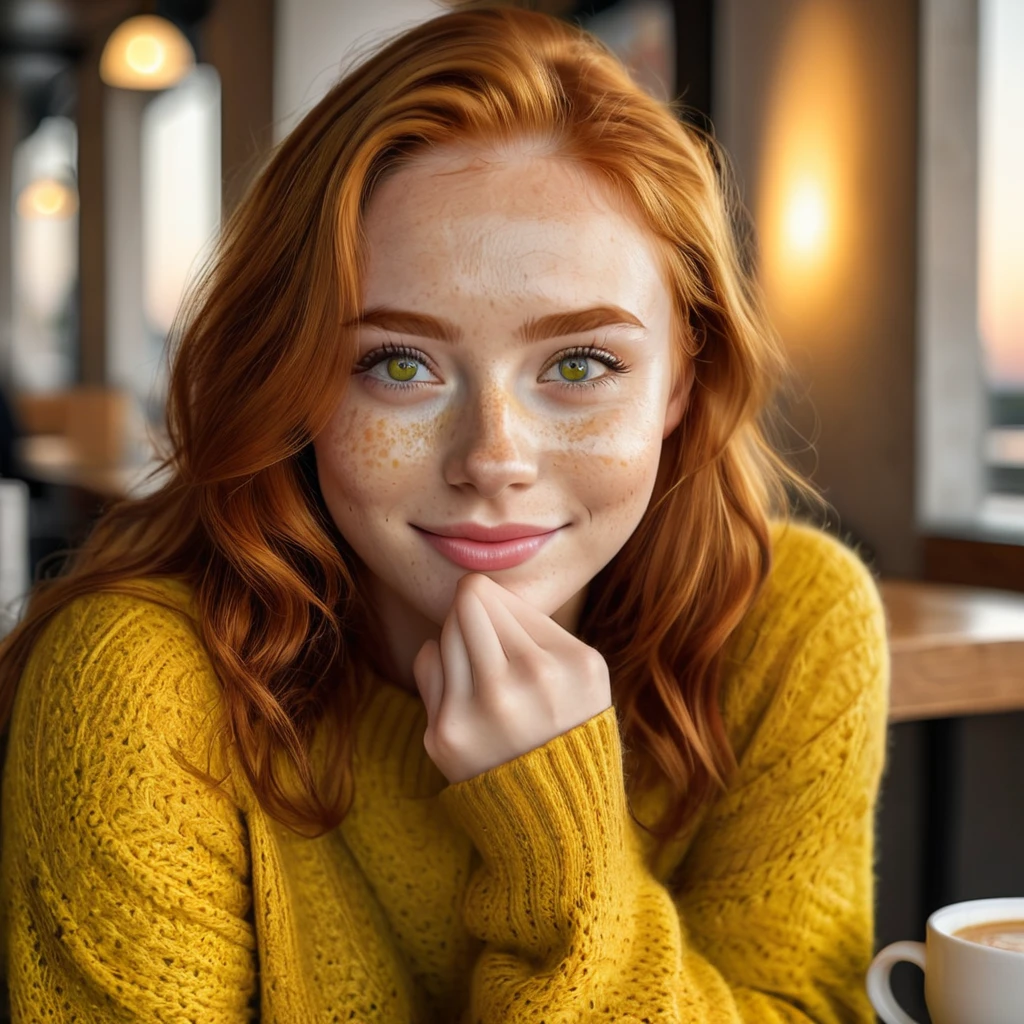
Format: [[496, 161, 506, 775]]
[[412, 573, 612, 784]]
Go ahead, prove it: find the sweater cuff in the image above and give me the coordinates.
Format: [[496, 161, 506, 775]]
[[437, 707, 637, 925]]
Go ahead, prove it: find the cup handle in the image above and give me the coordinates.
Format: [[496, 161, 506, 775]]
[[866, 941, 927, 1024]]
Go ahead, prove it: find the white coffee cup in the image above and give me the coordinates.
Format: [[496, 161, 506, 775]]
[[867, 897, 1024, 1024]]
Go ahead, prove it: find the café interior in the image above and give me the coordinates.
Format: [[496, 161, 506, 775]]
[[0, 0, 1021, 1020]]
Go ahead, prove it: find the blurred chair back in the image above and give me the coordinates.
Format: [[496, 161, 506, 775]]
[[16, 387, 132, 466]]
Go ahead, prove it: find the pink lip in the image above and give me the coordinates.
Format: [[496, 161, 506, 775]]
[[414, 526, 561, 570], [417, 521, 562, 542]]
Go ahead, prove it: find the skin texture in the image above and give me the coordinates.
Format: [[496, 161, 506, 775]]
[[313, 139, 692, 781]]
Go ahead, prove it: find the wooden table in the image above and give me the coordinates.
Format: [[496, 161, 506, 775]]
[[881, 579, 1024, 721], [878, 578, 1024, 918]]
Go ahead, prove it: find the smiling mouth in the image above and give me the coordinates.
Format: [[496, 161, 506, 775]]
[[413, 525, 561, 571], [416, 521, 564, 542]]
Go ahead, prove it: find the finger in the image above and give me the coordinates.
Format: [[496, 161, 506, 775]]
[[454, 587, 509, 690], [412, 639, 444, 722], [466, 580, 540, 662], [439, 603, 475, 706], [479, 578, 568, 650]]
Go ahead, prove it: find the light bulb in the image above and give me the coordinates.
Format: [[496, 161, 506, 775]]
[[17, 178, 78, 220], [100, 15, 194, 91], [125, 35, 166, 75]]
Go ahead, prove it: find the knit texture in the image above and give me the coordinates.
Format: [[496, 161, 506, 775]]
[[0, 520, 889, 1022]]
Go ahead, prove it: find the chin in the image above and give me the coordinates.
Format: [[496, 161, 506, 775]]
[[514, 577, 585, 623]]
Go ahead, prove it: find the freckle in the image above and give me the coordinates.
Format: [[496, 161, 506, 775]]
[[363, 428, 374, 443], [620, 460, 629, 467], [392, 459, 400, 468]]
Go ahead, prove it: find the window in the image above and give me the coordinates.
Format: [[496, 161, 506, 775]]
[[919, 0, 1024, 536], [139, 64, 221, 426], [979, 0, 1024, 522], [11, 116, 78, 392]]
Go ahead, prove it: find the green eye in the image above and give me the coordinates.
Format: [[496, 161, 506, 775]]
[[387, 357, 419, 382], [559, 357, 589, 381]]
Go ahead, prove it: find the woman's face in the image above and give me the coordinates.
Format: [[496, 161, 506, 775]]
[[314, 140, 690, 666]]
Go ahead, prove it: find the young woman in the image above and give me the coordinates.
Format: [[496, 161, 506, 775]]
[[0, 5, 889, 1021]]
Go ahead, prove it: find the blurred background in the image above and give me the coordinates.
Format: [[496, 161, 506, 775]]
[[0, 0, 1020, 1019]]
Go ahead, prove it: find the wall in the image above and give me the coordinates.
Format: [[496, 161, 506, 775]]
[[714, 10, 1024, 1024], [205, 0, 275, 214], [714, 0, 920, 578], [273, 0, 445, 142]]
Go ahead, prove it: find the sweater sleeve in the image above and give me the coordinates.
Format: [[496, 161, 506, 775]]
[[0, 590, 259, 1022], [437, 553, 889, 1023]]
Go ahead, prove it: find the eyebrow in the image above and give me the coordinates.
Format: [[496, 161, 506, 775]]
[[343, 304, 646, 344]]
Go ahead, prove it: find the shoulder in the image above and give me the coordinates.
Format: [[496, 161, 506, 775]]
[[741, 518, 885, 658], [2, 581, 257, 1017], [766, 518, 882, 625], [33, 576, 200, 652], [719, 520, 889, 763], [10, 578, 240, 806], [25, 577, 211, 703]]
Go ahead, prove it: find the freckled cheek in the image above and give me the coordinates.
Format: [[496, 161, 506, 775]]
[[546, 415, 664, 509], [319, 406, 446, 493], [551, 449, 659, 514]]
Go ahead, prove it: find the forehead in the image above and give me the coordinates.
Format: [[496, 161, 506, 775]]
[[360, 144, 670, 310]]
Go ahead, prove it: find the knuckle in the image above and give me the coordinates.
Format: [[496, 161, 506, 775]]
[[516, 649, 549, 680], [480, 686, 517, 719], [431, 713, 468, 758], [456, 572, 489, 598], [581, 647, 609, 682]]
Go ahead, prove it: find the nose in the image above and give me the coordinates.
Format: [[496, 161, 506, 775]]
[[443, 384, 538, 497]]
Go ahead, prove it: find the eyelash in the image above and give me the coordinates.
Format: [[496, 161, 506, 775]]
[[354, 341, 632, 392]]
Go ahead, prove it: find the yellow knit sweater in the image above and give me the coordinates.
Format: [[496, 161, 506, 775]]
[[0, 520, 889, 1023]]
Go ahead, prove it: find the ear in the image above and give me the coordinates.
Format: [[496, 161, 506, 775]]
[[662, 361, 694, 440]]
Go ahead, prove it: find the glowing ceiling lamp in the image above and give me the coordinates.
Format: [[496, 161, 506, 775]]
[[99, 14, 195, 91]]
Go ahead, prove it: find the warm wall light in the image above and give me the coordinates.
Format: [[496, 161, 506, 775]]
[[99, 14, 195, 91], [784, 179, 829, 261], [17, 177, 78, 220], [756, 3, 866, 333]]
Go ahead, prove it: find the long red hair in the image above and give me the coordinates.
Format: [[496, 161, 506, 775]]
[[0, 4, 816, 846]]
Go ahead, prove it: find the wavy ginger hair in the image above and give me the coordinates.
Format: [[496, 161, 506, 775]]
[[0, 4, 813, 847]]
